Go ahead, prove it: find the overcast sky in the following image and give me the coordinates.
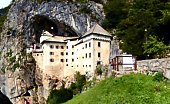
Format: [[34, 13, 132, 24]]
[[0, 0, 12, 9]]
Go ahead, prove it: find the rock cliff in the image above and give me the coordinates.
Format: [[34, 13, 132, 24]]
[[0, 0, 105, 103]]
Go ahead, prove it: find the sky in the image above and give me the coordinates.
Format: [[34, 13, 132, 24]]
[[0, 0, 12, 9]]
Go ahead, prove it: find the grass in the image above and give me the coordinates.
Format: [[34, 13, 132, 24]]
[[65, 73, 170, 104]]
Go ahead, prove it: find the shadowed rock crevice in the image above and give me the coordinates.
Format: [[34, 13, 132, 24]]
[[30, 15, 78, 43], [0, 91, 12, 104]]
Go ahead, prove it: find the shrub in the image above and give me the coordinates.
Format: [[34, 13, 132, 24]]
[[47, 86, 73, 104], [69, 72, 86, 94], [95, 65, 102, 76], [153, 71, 165, 82]]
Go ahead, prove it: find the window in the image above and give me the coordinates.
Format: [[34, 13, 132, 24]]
[[89, 65, 91, 67], [98, 52, 101, 58], [97, 61, 101, 65], [56, 45, 59, 49], [98, 42, 101, 47], [72, 52, 74, 55], [89, 53, 91, 58], [61, 46, 64, 49], [50, 59, 54, 62], [60, 59, 64, 62], [66, 64, 68, 66], [72, 59, 74, 62], [50, 52, 54, 55], [61, 52, 64, 55], [89, 42, 91, 47], [83, 65, 84, 67], [50, 45, 54, 49], [86, 65, 87, 67], [85, 44, 87, 48], [77, 65, 78, 67], [66, 52, 68, 55], [72, 45, 74, 48], [67, 46, 68, 49], [66, 59, 68, 62], [85, 53, 87, 58], [37, 54, 39, 56]]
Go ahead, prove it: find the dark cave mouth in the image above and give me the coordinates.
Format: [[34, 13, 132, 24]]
[[31, 15, 78, 43]]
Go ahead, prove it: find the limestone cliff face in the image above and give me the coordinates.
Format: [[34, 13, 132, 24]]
[[0, 0, 105, 103]]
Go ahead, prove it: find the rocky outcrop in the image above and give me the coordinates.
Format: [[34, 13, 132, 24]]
[[0, 0, 105, 103]]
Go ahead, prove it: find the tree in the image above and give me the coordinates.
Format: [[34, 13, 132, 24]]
[[102, 0, 130, 30], [69, 72, 86, 95], [112, 0, 170, 59], [143, 35, 168, 58]]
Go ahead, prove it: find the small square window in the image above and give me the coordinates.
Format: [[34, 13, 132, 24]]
[[72, 45, 74, 48], [50, 59, 54, 62], [98, 52, 101, 58], [89, 42, 91, 47], [83, 65, 84, 67], [98, 42, 101, 47], [85, 53, 87, 58], [61, 46, 64, 49], [66, 64, 68, 66], [50, 45, 54, 49], [89, 53, 91, 58], [86, 65, 87, 67], [89, 65, 91, 67], [61, 52, 64, 55], [72, 52, 74, 55], [56, 45, 59, 49], [77, 65, 78, 67], [66, 52, 68, 55], [50, 52, 54, 55], [61, 59, 64, 62], [85, 44, 87, 48], [66, 59, 68, 62], [67, 46, 68, 49], [72, 59, 74, 62], [37, 54, 39, 56]]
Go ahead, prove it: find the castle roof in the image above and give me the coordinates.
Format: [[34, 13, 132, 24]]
[[41, 36, 66, 44], [83, 23, 112, 37]]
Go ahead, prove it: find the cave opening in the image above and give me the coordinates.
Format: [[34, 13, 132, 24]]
[[31, 15, 78, 43]]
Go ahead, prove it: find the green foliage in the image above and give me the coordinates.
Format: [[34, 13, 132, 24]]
[[47, 86, 73, 104], [0, 3, 12, 32], [153, 72, 165, 82], [103, 0, 170, 59], [0, 16, 7, 32], [12, 62, 20, 71], [6, 49, 13, 57], [95, 64, 102, 76], [143, 35, 168, 58], [37, 0, 51, 4], [70, 72, 86, 94], [102, 0, 130, 29], [9, 56, 16, 64], [80, 5, 91, 14], [65, 73, 170, 104]]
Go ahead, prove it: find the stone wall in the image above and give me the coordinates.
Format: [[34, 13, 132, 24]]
[[137, 58, 170, 79]]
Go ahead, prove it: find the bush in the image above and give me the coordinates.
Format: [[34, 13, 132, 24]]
[[95, 65, 102, 76], [47, 86, 73, 104], [69, 72, 86, 94], [153, 71, 165, 82]]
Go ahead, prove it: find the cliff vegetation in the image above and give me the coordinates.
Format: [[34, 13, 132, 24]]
[[65, 73, 170, 104]]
